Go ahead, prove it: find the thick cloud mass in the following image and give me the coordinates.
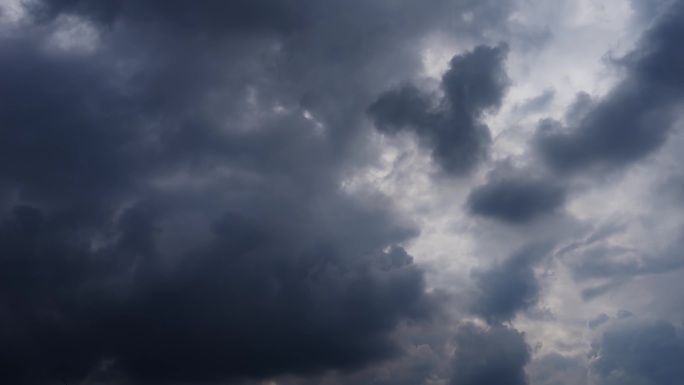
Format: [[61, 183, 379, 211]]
[[0, 0, 461, 383], [590, 318, 684, 385], [368, 44, 509, 175], [471, 243, 552, 323], [450, 324, 531, 385], [467, 171, 566, 224], [0, 183, 433, 384], [535, 1, 684, 174]]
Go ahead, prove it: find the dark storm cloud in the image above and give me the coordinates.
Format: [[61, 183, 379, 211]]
[[368, 44, 510, 175], [0, 36, 150, 212], [0, 0, 528, 383], [471, 243, 552, 323], [1, 0, 524, 382], [450, 324, 531, 385], [105, 214, 432, 383], [534, 1, 684, 175], [466, 166, 566, 224], [2, 196, 433, 384], [590, 317, 684, 385], [277, 339, 448, 385]]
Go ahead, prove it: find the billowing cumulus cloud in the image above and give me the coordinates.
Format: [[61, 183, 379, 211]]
[[534, 1, 684, 175], [467, 177, 565, 223], [450, 324, 531, 385], [466, 165, 566, 224], [368, 44, 509, 175], [470, 242, 555, 324], [590, 316, 684, 385], [0, 0, 469, 383]]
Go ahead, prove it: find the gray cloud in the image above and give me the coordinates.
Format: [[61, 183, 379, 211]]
[[466, 166, 566, 224], [471, 243, 552, 323], [1, 0, 519, 383], [275, 336, 449, 385], [450, 324, 531, 385], [0, 195, 435, 384], [368, 44, 510, 175], [534, 1, 684, 175], [590, 317, 684, 385]]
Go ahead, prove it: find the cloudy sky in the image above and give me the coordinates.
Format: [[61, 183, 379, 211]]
[[1, 0, 684, 384]]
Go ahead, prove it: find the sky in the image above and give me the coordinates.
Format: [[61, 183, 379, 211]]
[[1, 0, 684, 384]]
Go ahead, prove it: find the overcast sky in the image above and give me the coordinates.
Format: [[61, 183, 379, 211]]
[[1, 1, 684, 384]]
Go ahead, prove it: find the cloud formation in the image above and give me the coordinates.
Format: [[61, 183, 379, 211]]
[[368, 44, 509, 175], [470, 243, 552, 323], [466, 166, 566, 224], [590, 316, 684, 385], [0, 0, 470, 383], [450, 324, 531, 385], [534, 1, 684, 175]]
